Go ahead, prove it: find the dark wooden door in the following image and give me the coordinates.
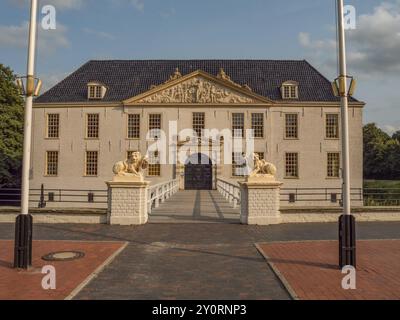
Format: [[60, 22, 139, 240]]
[[185, 163, 212, 190]]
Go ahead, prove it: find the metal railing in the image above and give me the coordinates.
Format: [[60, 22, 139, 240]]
[[147, 179, 179, 214], [280, 187, 363, 205], [0, 185, 108, 207], [363, 188, 400, 206], [217, 178, 241, 208]]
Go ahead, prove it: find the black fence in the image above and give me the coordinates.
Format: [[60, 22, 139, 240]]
[[0, 185, 108, 208], [363, 188, 400, 206], [280, 188, 361, 206], [1, 186, 400, 208]]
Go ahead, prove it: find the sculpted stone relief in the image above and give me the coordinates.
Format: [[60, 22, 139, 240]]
[[138, 75, 256, 104]]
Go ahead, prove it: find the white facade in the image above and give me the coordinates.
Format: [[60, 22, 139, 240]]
[[30, 64, 365, 208]]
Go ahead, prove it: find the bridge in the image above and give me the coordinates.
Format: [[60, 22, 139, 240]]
[[149, 190, 240, 224]]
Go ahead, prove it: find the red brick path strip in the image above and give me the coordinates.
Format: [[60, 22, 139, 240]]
[[0, 240, 127, 300], [256, 240, 400, 300]]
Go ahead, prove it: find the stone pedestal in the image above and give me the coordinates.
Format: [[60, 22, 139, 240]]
[[239, 180, 283, 225], [106, 180, 149, 225]]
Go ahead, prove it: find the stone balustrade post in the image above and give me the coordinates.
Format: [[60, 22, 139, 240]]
[[239, 179, 282, 225], [106, 180, 149, 225]]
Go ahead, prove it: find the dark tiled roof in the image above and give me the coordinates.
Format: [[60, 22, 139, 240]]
[[35, 60, 358, 103]]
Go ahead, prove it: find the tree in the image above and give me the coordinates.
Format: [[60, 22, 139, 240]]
[[393, 130, 400, 142], [363, 123, 400, 180], [0, 64, 24, 187], [363, 123, 390, 179]]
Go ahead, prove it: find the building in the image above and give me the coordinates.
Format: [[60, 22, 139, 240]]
[[31, 60, 364, 207]]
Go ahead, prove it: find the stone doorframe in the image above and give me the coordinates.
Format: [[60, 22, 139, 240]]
[[174, 137, 223, 190]]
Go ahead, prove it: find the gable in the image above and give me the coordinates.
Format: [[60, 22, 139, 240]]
[[124, 71, 272, 105]]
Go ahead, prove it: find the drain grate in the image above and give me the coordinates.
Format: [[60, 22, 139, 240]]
[[42, 251, 85, 262]]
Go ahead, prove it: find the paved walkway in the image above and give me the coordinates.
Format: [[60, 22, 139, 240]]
[[0, 222, 399, 299], [149, 190, 240, 223], [0, 240, 126, 300], [257, 240, 400, 300]]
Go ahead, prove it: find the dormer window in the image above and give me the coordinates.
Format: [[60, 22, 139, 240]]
[[88, 82, 106, 100], [281, 81, 299, 99]]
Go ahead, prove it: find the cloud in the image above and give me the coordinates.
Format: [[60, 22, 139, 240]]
[[299, 1, 400, 77], [83, 28, 115, 40], [160, 8, 176, 19], [130, 0, 144, 12], [0, 21, 69, 55], [11, 0, 84, 10], [383, 124, 400, 135]]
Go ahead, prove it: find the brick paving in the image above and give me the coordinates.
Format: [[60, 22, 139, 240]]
[[0, 240, 126, 300], [0, 222, 399, 299], [257, 240, 400, 300]]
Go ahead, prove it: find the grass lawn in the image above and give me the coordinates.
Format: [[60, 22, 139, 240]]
[[363, 180, 400, 206], [364, 180, 400, 189]]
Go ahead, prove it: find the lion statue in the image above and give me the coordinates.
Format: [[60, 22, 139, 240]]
[[249, 153, 277, 178], [113, 151, 149, 180]]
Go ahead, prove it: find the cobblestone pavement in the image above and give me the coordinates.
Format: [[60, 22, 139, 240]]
[[0, 222, 399, 300]]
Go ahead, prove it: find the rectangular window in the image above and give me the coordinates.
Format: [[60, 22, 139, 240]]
[[285, 153, 299, 178], [127, 114, 140, 139], [148, 150, 161, 176], [251, 113, 264, 138], [327, 152, 340, 178], [290, 86, 297, 98], [86, 114, 99, 138], [192, 112, 205, 137], [232, 152, 246, 176], [326, 114, 339, 139], [149, 114, 161, 139], [283, 85, 298, 99], [89, 85, 102, 99], [85, 151, 98, 176], [47, 114, 60, 138], [285, 114, 298, 139], [46, 151, 58, 176], [232, 113, 244, 138]]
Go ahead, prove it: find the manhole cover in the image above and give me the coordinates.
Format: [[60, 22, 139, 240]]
[[42, 251, 85, 262]]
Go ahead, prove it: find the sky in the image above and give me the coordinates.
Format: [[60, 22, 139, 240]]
[[0, 0, 399, 134]]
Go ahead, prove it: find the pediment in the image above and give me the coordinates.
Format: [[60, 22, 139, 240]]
[[124, 70, 272, 105]]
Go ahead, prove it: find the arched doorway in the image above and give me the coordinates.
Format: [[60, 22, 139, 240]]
[[184, 153, 212, 190]]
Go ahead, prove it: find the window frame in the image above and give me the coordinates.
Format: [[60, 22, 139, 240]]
[[232, 152, 247, 177], [147, 150, 161, 177], [148, 113, 162, 140], [325, 113, 340, 140], [46, 113, 60, 139], [251, 113, 264, 139], [45, 151, 59, 177], [84, 150, 99, 177], [88, 85, 104, 100], [327, 152, 341, 179], [284, 113, 299, 139], [284, 152, 299, 179], [85, 113, 100, 139], [232, 113, 245, 138], [127, 113, 141, 139], [192, 112, 205, 137], [281, 83, 299, 99]]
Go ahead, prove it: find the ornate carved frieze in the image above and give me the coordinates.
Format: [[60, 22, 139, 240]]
[[139, 75, 256, 104]]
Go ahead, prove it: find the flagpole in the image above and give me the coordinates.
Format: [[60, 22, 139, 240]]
[[337, 0, 356, 268], [14, 0, 39, 269]]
